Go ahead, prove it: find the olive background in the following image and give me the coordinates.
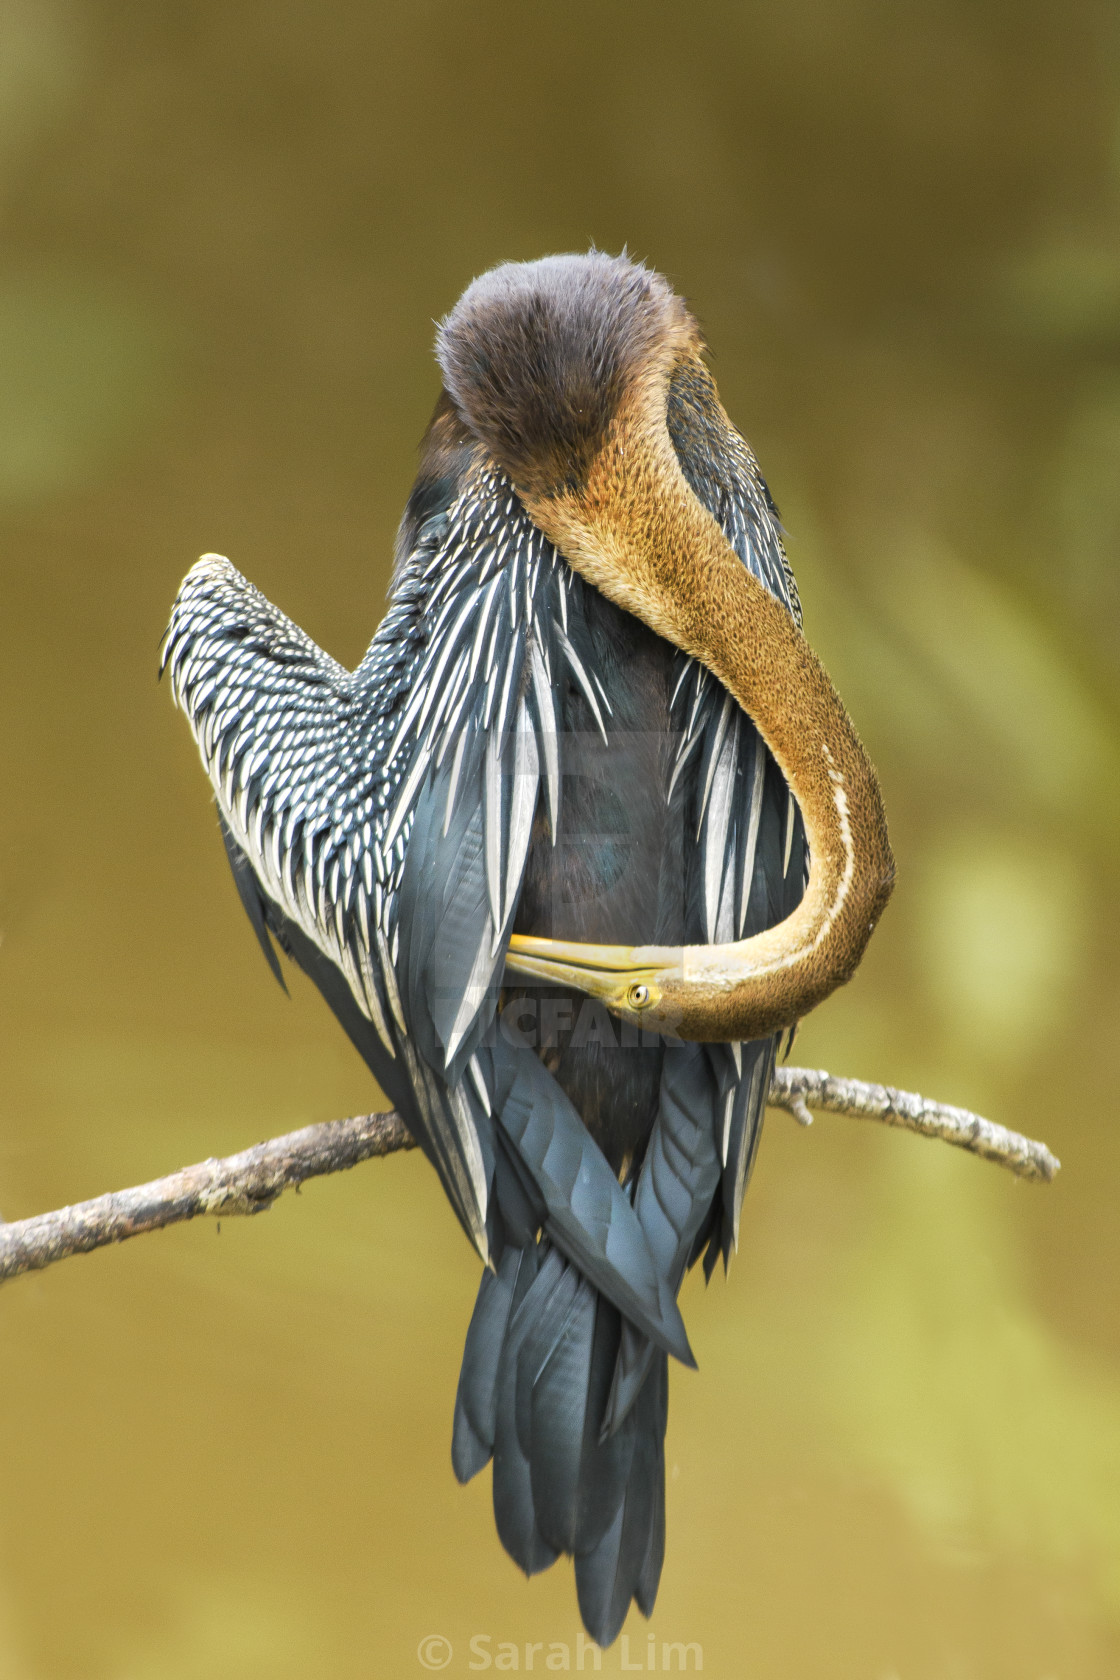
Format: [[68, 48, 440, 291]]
[[0, 2, 1119, 1675]]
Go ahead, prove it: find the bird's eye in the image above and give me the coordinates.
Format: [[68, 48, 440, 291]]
[[628, 983, 650, 1008]]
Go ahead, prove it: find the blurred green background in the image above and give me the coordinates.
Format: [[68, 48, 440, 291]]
[[0, 1, 1118, 1675]]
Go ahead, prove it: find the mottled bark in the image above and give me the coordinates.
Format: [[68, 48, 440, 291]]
[[0, 1109, 415, 1283], [766, 1067, 1060, 1182], [0, 1068, 1057, 1285]]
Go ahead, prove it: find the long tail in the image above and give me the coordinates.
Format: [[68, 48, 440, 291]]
[[452, 1239, 668, 1646], [448, 1040, 732, 1646]]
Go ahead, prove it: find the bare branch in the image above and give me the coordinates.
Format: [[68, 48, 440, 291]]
[[0, 1068, 1058, 1286], [768, 1066, 1061, 1182], [0, 1110, 415, 1284]]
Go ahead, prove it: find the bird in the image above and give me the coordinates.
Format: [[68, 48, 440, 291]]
[[162, 251, 893, 1646]]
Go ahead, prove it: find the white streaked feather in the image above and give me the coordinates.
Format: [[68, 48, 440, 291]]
[[190, 674, 218, 713], [377, 926, 408, 1037], [433, 650, 471, 767], [492, 640, 521, 742], [557, 626, 607, 743], [442, 727, 470, 838], [249, 796, 268, 862], [443, 931, 499, 1066], [782, 789, 796, 878], [506, 539, 520, 617], [590, 668, 614, 716], [356, 941, 395, 1054], [483, 727, 503, 932], [501, 703, 539, 931], [702, 723, 737, 944], [686, 668, 709, 744], [387, 593, 476, 763], [301, 843, 318, 926], [698, 692, 733, 835], [447, 1079, 490, 1249], [467, 1054, 492, 1117], [467, 574, 502, 684], [720, 1085, 736, 1169], [383, 742, 432, 850], [432, 530, 468, 579], [670, 656, 696, 709], [482, 613, 505, 716], [529, 636, 560, 842], [483, 587, 506, 681], [267, 814, 284, 890], [222, 752, 242, 815], [667, 726, 703, 803], [522, 550, 536, 625], [737, 733, 768, 938]]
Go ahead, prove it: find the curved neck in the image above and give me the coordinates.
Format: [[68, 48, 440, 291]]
[[515, 364, 895, 1042]]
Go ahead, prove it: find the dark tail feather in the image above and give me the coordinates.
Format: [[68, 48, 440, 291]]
[[575, 1348, 668, 1644], [634, 1367, 667, 1619], [491, 1245, 564, 1576], [453, 1241, 669, 1645], [452, 1245, 523, 1484]]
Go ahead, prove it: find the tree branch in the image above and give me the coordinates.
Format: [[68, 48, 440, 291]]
[[765, 1066, 1060, 1181], [0, 1068, 1058, 1286]]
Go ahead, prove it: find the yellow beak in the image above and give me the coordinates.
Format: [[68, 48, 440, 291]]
[[505, 933, 677, 1026]]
